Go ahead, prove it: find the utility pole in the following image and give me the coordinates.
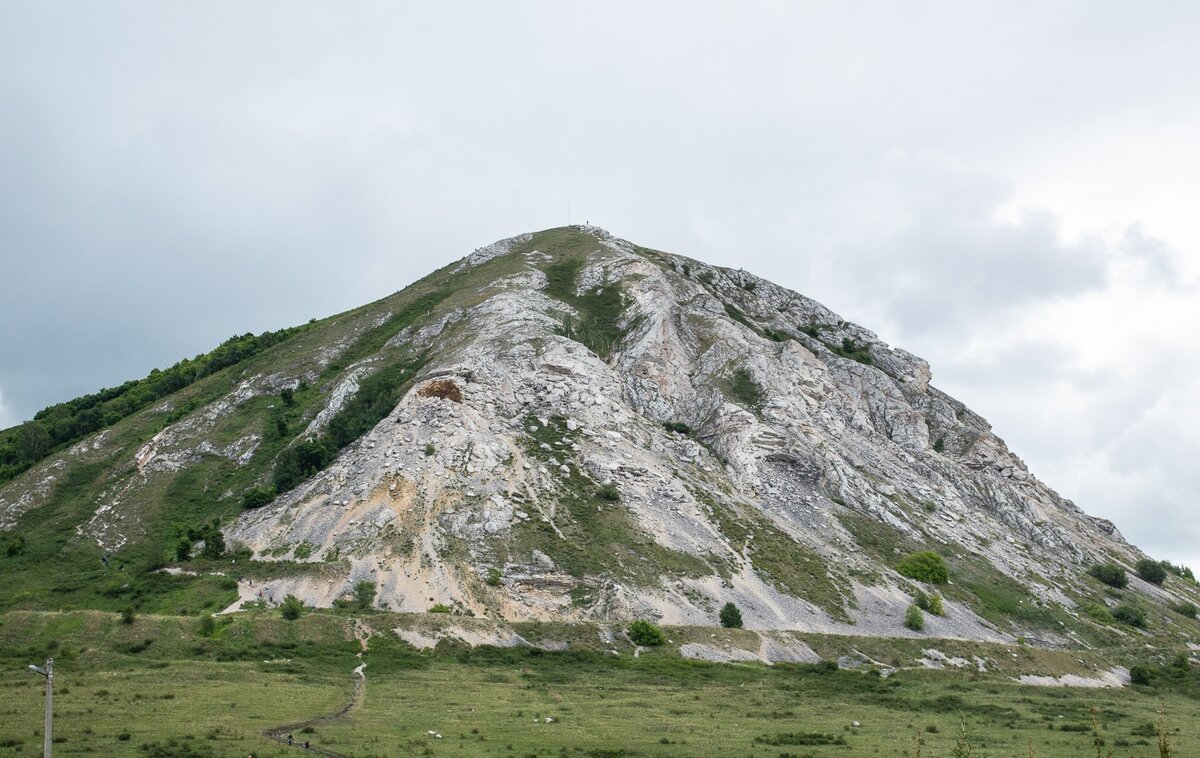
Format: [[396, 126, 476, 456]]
[[28, 657, 52, 757]]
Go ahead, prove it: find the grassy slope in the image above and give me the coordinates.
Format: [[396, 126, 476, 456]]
[[1, 610, 1198, 757]]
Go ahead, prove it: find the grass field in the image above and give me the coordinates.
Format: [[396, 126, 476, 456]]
[[2, 610, 1198, 757]]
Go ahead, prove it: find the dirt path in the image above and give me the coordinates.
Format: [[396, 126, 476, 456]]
[[263, 619, 372, 757]]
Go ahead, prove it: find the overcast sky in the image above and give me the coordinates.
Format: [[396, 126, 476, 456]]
[[2, 2, 1197, 572]]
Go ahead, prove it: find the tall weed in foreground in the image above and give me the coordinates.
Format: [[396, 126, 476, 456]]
[[949, 712, 973, 758]]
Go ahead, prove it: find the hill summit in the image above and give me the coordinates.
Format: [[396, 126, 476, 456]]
[[2, 226, 1194, 645]]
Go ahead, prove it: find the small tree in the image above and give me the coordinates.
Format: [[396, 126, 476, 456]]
[[1136, 559, 1168, 586], [280, 594, 304, 620], [353, 581, 376, 611], [897, 551, 949, 584], [175, 538, 192, 562], [196, 614, 216, 637], [1087, 563, 1128, 589], [484, 567, 502, 586], [120, 606, 135, 625], [627, 619, 665, 646], [928, 593, 946, 617], [904, 603, 925, 631], [199, 523, 225, 559], [913, 589, 930, 610], [1129, 665, 1154, 685], [719, 602, 743, 628]]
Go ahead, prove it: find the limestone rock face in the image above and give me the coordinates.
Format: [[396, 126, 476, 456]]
[[1, 226, 1162, 642], [220, 226, 1141, 640]]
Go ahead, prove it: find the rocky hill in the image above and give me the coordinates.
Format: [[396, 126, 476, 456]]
[[2, 226, 1196, 646]]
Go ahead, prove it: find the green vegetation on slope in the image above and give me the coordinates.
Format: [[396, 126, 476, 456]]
[[522, 228, 635, 358], [496, 415, 713, 588], [0, 327, 310, 484], [705, 495, 849, 621], [270, 355, 426, 494]]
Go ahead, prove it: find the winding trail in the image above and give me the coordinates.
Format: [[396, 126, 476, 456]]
[[263, 619, 372, 757]]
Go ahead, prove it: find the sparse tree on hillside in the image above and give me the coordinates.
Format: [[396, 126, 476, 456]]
[[719, 602, 743, 628], [280, 595, 304, 620], [1136, 558, 1168, 586]]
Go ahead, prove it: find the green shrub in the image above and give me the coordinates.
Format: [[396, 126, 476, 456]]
[[1169, 601, 1197, 619], [240, 487, 275, 509], [3, 533, 26, 557], [182, 521, 226, 559], [829, 337, 872, 365], [753, 732, 845, 746], [1129, 665, 1154, 685], [1112, 603, 1147, 628], [627, 619, 665, 646], [1087, 563, 1128, 588], [196, 615, 216, 637], [1136, 558, 1168, 586], [904, 603, 925, 631], [175, 538, 192, 562], [424, 443, 436, 457], [293, 543, 314, 560], [1083, 603, 1114, 624], [280, 595, 304, 620], [662, 421, 693, 436], [896, 551, 949, 584], [927, 593, 946, 617], [429, 603, 453, 614], [719, 602, 743, 629], [730, 369, 764, 410], [120, 607, 135, 625], [485, 567, 502, 587], [913, 589, 930, 611], [597, 483, 621, 502]]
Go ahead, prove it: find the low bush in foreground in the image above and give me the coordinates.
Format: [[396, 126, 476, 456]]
[[627, 619, 665, 646], [280, 595, 304, 620]]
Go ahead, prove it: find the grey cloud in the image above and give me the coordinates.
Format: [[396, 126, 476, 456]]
[[826, 150, 1107, 338]]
